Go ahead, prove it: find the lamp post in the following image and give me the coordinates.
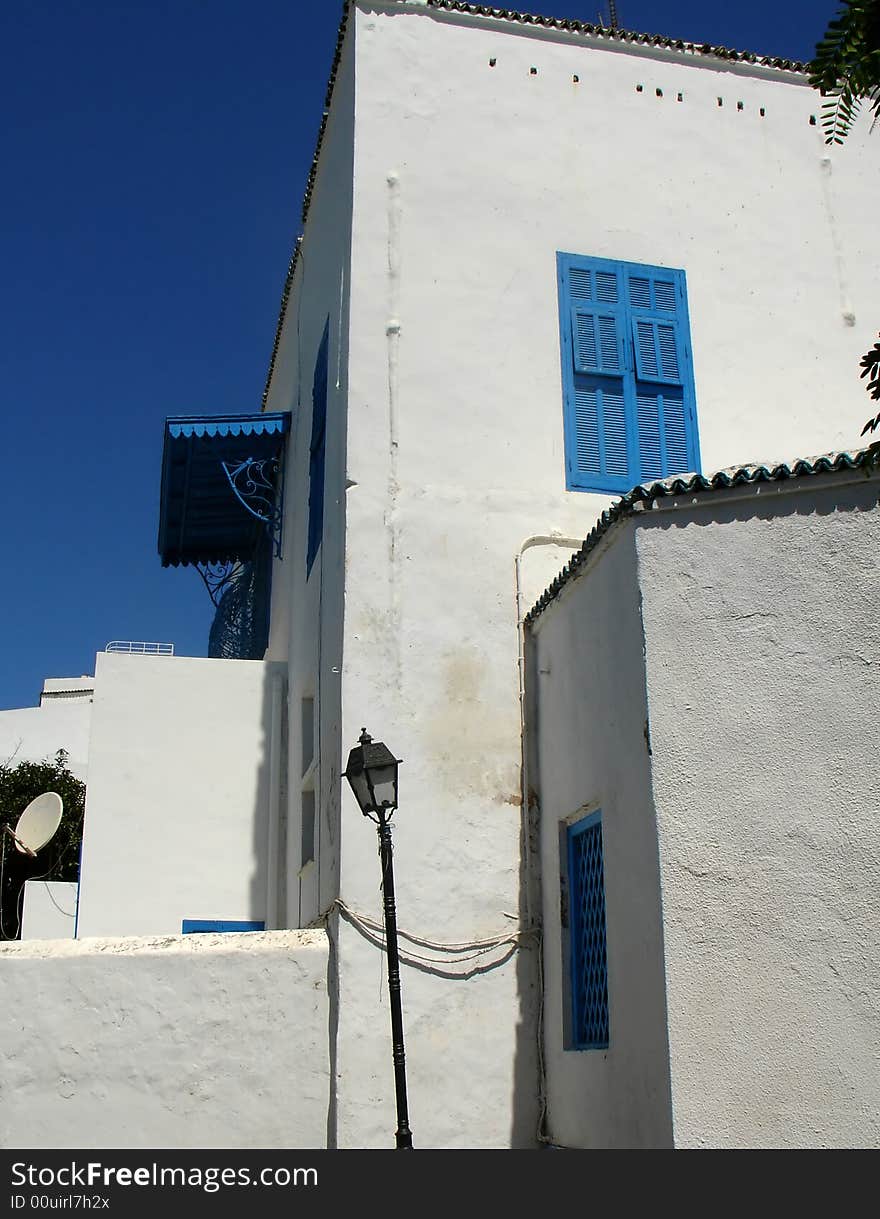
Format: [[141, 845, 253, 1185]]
[[343, 728, 413, 1151]]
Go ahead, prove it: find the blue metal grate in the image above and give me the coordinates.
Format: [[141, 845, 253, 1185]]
[[208, 543, 271, 661], [568, 813, 609, 1049]]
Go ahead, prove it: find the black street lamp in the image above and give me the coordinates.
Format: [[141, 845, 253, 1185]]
[[343, 728, 413, 1151]]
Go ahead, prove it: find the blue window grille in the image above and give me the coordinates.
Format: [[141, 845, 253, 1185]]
[[307, 320, 330, 575], [557, 253, 700, 494], [567, 811, 609, 1049]]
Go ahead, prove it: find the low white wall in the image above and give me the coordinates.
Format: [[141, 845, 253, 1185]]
[[21, 881, 77, 940], [0, 930, 330, 1149], [636, 472, 880, 1148], [77, 654, 286, 938]]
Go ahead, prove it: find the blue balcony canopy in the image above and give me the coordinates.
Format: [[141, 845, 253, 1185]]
[[158, 412, 291, 567]]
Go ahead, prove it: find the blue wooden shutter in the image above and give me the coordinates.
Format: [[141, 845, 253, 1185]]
[[559, 254, 700, 492], [559, 256, 632, 492], [631, 317, 682, 384], [626, 267, 696, 482], [572, 384, 628, 480], [571, 308, 626, 376], [307, 321, 329, 575], [636, 389, 689, 482]]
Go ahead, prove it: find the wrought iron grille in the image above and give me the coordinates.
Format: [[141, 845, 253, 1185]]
[[568, 814, 609, 1049], [208, 544, 271, 661]]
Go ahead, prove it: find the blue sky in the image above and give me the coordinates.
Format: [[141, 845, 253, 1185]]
[[0, 0, 839, 710]]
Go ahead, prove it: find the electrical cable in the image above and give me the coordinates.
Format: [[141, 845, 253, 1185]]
[[332, 897, 538, 970], [336, 897, 536, 953], [42, 880, 77, 919], [1, 838, 75, 941], [534, 928, 551, 1145], [0, 832, 11, 941]]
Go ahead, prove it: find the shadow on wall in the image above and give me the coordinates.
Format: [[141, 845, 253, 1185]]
[[518, 627, 546, 1150], [247, 664, 286, 937], [637, 474, 880, 536], [511, 809, 542, 1148], [333, 893, 541, 1148]]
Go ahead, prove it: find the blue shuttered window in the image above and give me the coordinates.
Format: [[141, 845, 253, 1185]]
[[567, 812, 609, 1050], [558, 253, 700, 493], [306, 320, 329, 576]]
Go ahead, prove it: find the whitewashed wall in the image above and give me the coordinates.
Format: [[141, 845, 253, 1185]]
[[0, 930, 329, 1149], [77, 653, 286, 938], [527, 468, 880, 1147], [262, 1, 879, 1148], [41, 678, 94, 704], [264, 24, 354, 932], [21, 881, 78, 940], [637, 472, 880, 1149], [525, 522, 673, 1149], [340, 1, 873, 1151], [0, 683, 92, 781]]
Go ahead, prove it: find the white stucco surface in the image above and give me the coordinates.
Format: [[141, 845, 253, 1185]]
[[526, 523, 673, 1148], [636, 472, 880, 1149], [21, 881, 78, 940], [77, 653, 286, 938], [41, 678, 95, 704], [0, 930, 329, 1149], [257, 2, 880, 1148], [0, 686, 92, 781], [528, 467, 880, 1147], [339, 5, 878, 1147], [265, 19, 353, 934]]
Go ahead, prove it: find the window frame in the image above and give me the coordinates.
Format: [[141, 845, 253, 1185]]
[[563, 809, 610, 1051], [557, 252, 701, 494]]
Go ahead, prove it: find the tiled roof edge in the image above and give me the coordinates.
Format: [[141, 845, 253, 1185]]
[[426, 1, 808, 72], [525, 447, 880, 626], [261, 1, 353, 410]]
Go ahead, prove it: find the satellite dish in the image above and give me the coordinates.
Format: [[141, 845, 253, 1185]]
[[12, 792, 63, 855]]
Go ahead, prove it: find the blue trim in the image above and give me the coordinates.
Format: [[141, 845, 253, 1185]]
[[181, 920, 266, 934], [567, 810, 609, 1050], [167, 413, 289, 440], [158, 412, 290, 568], [73, 839, 83, 939], [307, 321, 330, 577], [557, 253, 700, 494], [221, 455, 285, 559]]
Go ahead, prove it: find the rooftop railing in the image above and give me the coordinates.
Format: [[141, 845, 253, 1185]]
[[104, 641, 175, 656]]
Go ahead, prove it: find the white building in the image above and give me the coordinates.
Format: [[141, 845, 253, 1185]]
[[526, 454, 880, 1149], [3, 1, 879, 1149], [0, 675, 93, 782]]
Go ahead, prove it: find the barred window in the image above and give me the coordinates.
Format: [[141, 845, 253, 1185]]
[[566, 811, 609, 1050]]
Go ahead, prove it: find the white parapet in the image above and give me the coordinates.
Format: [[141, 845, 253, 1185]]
[[0, 929, 330, 1149]]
